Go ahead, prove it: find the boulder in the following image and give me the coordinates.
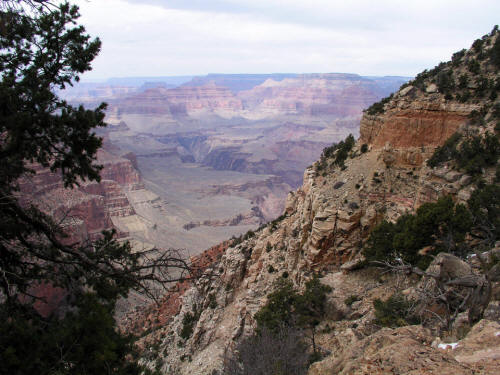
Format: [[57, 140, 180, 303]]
[[426, 83, 438, 93]]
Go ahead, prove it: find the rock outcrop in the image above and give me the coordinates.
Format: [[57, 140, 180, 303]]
[[359, 100, 476, 150]]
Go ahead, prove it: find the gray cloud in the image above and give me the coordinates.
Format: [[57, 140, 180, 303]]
[[74, 0, 500, 80]]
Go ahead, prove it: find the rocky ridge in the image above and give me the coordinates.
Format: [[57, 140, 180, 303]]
[[133, 28, 500, 374]]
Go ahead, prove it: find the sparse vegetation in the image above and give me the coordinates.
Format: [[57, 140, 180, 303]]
[[222, 326, 309, 375], [208, 293, 218, 309], [317, 134, 356, 171], [344, 295, 361, 306], [254, 276, 332, 359], [269, 213, 287, 233], [373, 293, 418, 328], [490, 26, 500, 67], [365, 93, 394, 115], [427, 132, 500, 176], [427, 132, 462, 168], [180, 306, 201, 340], [363, 196, 472, 269]]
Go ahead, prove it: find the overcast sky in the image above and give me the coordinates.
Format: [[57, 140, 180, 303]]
[[73, 0, 500, 80]]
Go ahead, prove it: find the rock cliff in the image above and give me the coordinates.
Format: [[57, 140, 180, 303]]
[[238, 74, 386, 116], [115, 83, 243, 116], [132, 28, 500, 375], [18, 148, 141, 242]]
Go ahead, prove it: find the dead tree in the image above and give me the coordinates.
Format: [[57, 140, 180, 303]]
[[376, 250, 500, 331]]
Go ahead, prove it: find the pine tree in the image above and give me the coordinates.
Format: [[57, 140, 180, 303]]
[[0, 2, 189, 373]]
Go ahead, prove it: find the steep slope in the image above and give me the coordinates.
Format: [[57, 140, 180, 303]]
[[133, 29, 500, 375]]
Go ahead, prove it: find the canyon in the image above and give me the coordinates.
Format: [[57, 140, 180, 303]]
[[55, 73, 407, 256]]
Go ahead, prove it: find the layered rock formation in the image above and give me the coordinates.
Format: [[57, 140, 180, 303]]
[[112, 73, 407, 121], [238, 74, 385, 116], [359, 100, 475, 149], [131, 29, 500, 375], [116, 83, 243, 116], [18, 148, 141, 243]]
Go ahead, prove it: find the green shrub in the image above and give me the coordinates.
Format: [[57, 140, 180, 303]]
[[468, 184, 500, 244], [427, 132, 462, 168], [489, 27, 500, 67], [255, 276, 331, 335], [361, 143, 368, 153], [363, 220, 397, 263], [295, 276, 332, 329], [458, 74, 469, 89], [255, 280, 299, 333], [333, 134, 355, 168], [365, 94, 394, 115], [318, 134, 355, 170], [180, 307, 201, 340], [373, 293, 418, 328], [363, 196, 472, 269], [475, 76, 490, 97], [468, 59, 480, 74], [344, 295, 361, 306], [208, 293, 217, 309], [472, 38, 484, 52], [492, 103, 500, 119], [266, 242, 272, 252], [456, 133, 500, 175], [457, 90, 471, 102], [452, 49, 466, 66], [436, 70, 454, 94]]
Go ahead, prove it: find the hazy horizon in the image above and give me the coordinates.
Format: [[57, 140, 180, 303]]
[[79, 72, 413, 84]]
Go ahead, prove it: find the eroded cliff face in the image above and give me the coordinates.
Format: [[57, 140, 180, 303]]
[[359, 89, 480, 172], [237, 74, 387, 116], [18, 148, 140, 243], [116, 83, 243, 116], [360, 99, 475, 149]]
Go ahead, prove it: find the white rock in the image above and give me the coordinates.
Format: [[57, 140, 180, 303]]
[[426, 83, 438, 93]]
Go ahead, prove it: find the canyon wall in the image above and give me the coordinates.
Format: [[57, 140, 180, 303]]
[[18, 148, 141, 243]]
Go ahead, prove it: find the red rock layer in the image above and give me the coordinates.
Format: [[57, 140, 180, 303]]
[[360, 109, 468, 149], [358, 86, 482, 151]]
